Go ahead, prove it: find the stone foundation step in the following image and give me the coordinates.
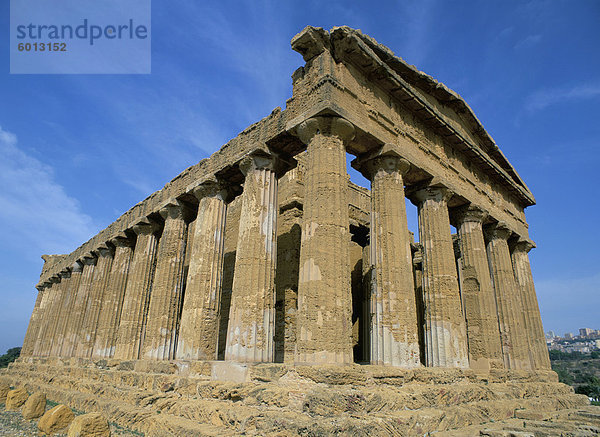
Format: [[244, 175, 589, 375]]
[[1, 368, 590, 437], [439, 406, 600, 437], [6, 363, 577, 415], [0, 376, 235, 437]]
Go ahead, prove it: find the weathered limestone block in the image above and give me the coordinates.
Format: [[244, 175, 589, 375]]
[[412, 186, 469, 368], [67, 412, 111, 437], [92, 237, 133, 359], [76, 247, 114, 358], [141, 201, 188, 361], [21, 285, 45, 357], [295, 116, 354, 365], [38, 404, 75, 434], [113, 219, 160, 360], [177, 180, 227, 360], [49, 269, 74, 357], [5, 387, 28, 410], [22, 391, 46, 419], [485, 223, 531, 370], [511, 239, 551, 370], [225, 152, 280, 363], [354, 146, 421, 368], [0, 382, 9, 402], [453, 205, 504, 371], [62, 255, 97, 357]]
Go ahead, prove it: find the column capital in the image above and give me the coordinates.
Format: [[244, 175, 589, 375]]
[[49, 276, 60, 284], [81, 254, 97, 266], [96, 244, 115, 258], [159, 199, 188, 221], [71, 261, 83, 273], [410, 184, 452, 205], [452, 204, 488, 226], [110, 235, 134, 248], [59, 270, 71, 280], [132, 217, 161, 236], [351, 143, 410, 180], [190, 177, 228, 201], [296, 116, 355, 144], [484, 222, 513, 241]]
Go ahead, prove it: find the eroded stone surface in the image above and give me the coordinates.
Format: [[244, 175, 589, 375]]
[[5, 387, 28, 410], [38, 404, 75, 434], [67, 412, 111, 437], [22, 391, 46, 420]]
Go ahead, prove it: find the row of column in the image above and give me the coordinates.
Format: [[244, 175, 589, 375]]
[[22, 115, 549, 371]]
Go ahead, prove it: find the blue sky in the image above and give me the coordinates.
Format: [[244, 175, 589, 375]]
[[0, 1, 598, 353]]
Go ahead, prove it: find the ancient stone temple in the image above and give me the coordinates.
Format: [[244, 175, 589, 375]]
[[4, 27, 598, 436]]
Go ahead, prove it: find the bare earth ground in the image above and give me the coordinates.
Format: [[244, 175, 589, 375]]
[[0, 402, 143, 437]]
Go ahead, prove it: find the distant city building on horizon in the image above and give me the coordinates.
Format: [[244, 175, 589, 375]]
[[546, 327, 600, 353]]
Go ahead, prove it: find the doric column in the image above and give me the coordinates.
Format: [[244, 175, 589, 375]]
[[353, 146, 420, 367], [453, 205, 503, 370], [412, 186, 469, 368], [31, 281, 53, 356], [21, 285, 46, 357], [92, 236, 134, 359], [38, 276, 62, 357], [53, 262, 83, 357], [225, 152, 279, 363], [48, 270, 72, 357], [177, 180, 227, 360], [75, 246, 114, 358], [62, 255, 96, 357], [141, 201, 188, 361], [114, 219, 160, 360], [511, 239, 551, 369], [485, 223, 530, 370], [294, 116, 355, 365], [57, 262, 83, 357]]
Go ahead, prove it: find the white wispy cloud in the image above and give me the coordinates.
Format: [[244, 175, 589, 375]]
[[525, 83, 600, 112], [0, 125, 98, 260], [514, 34, 542, 50]]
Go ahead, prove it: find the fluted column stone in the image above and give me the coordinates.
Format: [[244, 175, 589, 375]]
[[141, 201, 188, 361], [511, 240, 551, 369], [114, 219, 160, 360], [453, 206, 504, 370], [225, 153, 279, 363], [47, 270, 72, 357], [62, 255, 96, 357], [485, 223, 530, 370], [52, 262, 83, 357], [177, 180, 227, 360], [413, 186, 469, 368], [295, 116, 355, 365], [32, 279, 57, 357], [39, 276, 63, 357], [76, 247, 114, 358], [354, 146, 420, 367], [92, 237, 134, 359]]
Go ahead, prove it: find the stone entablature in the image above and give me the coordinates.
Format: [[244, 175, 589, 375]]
[[23, 26, 549, 374]]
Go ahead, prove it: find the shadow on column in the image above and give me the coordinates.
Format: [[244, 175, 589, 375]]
[[274, 223, 301, 363], [217, 251, 236, 360]]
